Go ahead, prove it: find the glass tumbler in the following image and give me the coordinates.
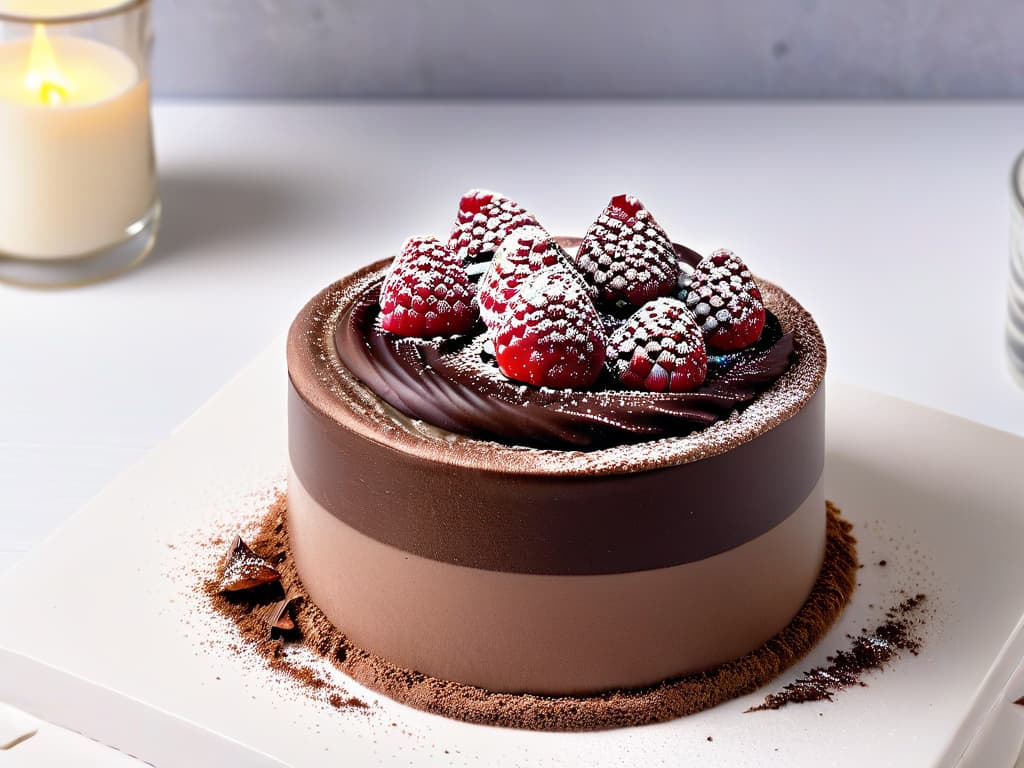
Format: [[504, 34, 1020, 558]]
[[1009, 151, 1024, 384], [0, 0, 157, 287]]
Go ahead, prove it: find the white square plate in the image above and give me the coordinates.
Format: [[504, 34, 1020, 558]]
[[2, 339, 1024, 768]]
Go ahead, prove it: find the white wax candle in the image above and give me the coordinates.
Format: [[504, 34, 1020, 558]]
[[0, 1, 128, 18], [0, 31, 155, 260]]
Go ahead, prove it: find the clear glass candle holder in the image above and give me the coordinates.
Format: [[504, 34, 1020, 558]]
[[1009, 151, 1024, 385], [0, 0, 157, 288]]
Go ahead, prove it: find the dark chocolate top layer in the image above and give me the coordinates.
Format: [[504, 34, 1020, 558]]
[[335, 241, 794, 449]]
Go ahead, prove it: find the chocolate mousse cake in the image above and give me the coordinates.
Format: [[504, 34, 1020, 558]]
[[285, 191, 831, 704]]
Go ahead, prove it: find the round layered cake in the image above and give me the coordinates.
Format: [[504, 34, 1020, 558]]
[[286, 196, 828, 697]]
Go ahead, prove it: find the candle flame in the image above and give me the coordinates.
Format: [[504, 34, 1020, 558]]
[[24, 25, 68, 106]]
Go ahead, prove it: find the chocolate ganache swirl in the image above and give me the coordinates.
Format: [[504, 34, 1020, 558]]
[[334, 240, 796, 450]]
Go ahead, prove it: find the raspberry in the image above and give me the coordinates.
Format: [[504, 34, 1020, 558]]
[[606, 298, 708, 392], [379, 236, 478, 337], [679, 249, 765, 351], [477, 225, 569, 329], [493, 267, 607, 389], [572, 194, 681, 307], [448, 189, 540, 273]]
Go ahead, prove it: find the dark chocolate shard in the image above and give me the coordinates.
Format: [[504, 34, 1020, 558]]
[[218, 536, 280, 593], [1015, 696, 1024, 707], [262, 595, 301, 634]]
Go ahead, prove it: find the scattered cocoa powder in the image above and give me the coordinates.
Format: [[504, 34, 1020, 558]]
[[327, 693, 365, 709], [203, 501, 369, 713], [748, 593, 927, 712], [204, 495, 858, 731]]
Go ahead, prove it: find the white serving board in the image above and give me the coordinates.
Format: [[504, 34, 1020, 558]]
[[2, 339, 1024, 768]]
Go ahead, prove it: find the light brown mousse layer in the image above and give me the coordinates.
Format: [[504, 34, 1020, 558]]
[[287, 469, 825, 695]]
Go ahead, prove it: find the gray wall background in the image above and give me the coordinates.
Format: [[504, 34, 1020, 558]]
[[152, 0, 1024, 98]]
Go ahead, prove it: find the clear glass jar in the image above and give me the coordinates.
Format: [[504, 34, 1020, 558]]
[[0, 0, 157, 287]]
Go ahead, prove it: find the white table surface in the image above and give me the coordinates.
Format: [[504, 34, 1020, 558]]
[[2, 100, 1023, 564]]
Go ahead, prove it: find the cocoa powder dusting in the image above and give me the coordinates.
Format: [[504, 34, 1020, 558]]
[[204, 499, 369, 713], [748, 593, 927, 712], [204, 495, 858, 731]]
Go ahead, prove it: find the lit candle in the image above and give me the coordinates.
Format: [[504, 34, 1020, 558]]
[[0, 4, 156, 276]]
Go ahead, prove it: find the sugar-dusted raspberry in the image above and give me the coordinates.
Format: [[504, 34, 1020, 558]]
[[448, 189, 540, 273], [477, 225, 569, 329], [379, 236, 478, 337], [493, 267, 607, 388], [679, 249, 765, 351], [606, 297, 707, 392], [572, 194, 681, 307]]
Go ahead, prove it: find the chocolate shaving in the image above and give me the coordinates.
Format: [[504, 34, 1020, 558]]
[[261, 595, 301, 634], [218, 536, 280, 593], [1015, 696, 1024, 707]]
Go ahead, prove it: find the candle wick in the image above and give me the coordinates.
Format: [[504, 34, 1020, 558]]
[[40, 81, 67, 106]]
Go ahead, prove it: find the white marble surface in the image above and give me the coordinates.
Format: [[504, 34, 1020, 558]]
[[2, 101, 1024, 567], [148, 0, 1024, 98]]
